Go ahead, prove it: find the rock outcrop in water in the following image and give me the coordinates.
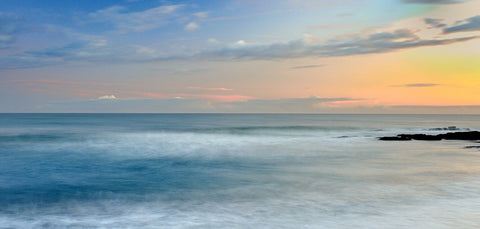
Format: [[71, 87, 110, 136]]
[[379, 131, 480, 141], [427, 126, 468, 131]]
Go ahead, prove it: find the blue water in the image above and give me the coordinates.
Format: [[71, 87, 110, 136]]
[[1, 114, 480, 228]]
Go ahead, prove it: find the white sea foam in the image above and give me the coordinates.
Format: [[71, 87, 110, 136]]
[[2, 176, 480, 228]]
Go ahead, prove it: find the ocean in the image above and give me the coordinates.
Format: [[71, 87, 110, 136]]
[[1, 114, 480, 228]]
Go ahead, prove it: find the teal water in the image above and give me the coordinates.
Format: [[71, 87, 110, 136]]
[[1, 114, 480, 228]]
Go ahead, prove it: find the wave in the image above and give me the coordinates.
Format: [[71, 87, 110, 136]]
[[0, 133, 73, 143], [182, 125, 358, 136]]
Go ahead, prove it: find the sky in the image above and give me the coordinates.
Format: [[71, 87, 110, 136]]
[[0, 0, 479, 113]]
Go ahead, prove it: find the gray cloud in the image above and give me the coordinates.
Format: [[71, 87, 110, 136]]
[[443, 15, 480, 34], [406, 83, 439, 87], [29, 42, 90, 58], [424, 18, 446, 28], [194, 29, 477, 60], [392, 83, 439, 87], [291, 64, 325, 69], [0, 37, 156, 69], [402, 0, 462, 4], [25, 38, 157, 62]]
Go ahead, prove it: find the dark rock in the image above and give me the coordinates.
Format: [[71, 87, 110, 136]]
[[379, 131, 480, 141], [378, 136, 411, 141], [399, 134, 442, 141], [438, 131, 480, 140], [465, 146, 480, 149], [428, 128, 443, 131]]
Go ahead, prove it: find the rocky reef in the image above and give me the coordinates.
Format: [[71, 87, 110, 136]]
[[379, 131, 480, 141]]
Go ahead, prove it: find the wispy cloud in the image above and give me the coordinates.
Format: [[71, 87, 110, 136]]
[[88, 4, 183, 32], [187, 86, 233, 91], [392, 83, 440, 87], [97, 95, 117, 100], [220, 96, 364, 112], [33, 96, 365, 113], [285, 0, 360, 8], [20, 98, 480, 113], [184, 22, 199, 31], [402, 0, 462, 4], [291, 64, 324, 69], [193, 11, 209, 19], [21, 37, 158, 65], [0, 55, 53, 70], [6, 79, 250, 102], [28, 40, 107, 59], [176, 94, 254, 102], [0, 13, 22, 48], [194, 29, 477, 60], [443, 15, 480, 34], [424, 18, 446, 28]]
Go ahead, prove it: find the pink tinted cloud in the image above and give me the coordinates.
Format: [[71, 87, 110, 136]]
[[118, 90, 169, 98], [175, 93, 254, 102], [187, 86, 233, 91], [118, 90, 252, 102], [6, 79, 252, 102], [324, 99, 368, 108]]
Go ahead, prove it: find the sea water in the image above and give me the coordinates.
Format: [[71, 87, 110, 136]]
[[1, 114, 480, 228]]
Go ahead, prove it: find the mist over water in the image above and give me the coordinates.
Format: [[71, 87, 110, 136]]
[[1, 114, 480, 228]]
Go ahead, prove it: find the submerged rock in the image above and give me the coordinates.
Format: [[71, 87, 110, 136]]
[[379, 131, 480, 141], [427, 126, 467, 131]]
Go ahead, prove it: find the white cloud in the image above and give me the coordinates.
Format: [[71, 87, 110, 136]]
[[184, 22, 199, 31], [194, 11, 209, 19], [236, 40, 246, 45], [97, 95, 117, 100]]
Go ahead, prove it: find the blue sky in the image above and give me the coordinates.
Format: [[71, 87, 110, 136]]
[[1, 0, 480, 113]]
